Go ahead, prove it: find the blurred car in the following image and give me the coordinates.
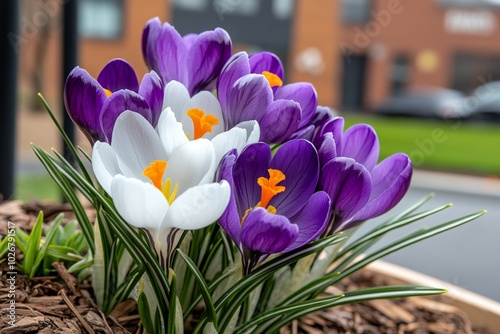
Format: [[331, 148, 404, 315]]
[[374, 86, 470, 119], [465, 81, 500, 122]]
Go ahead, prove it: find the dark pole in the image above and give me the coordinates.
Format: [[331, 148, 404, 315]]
[[0, 0, 19, 200], [62, 0, 78, 164]]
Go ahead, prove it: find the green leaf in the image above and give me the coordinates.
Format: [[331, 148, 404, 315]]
[[168, 269, 178, 334], [138, 292, 156, 334], [25, 211, 44, 278], [177, 249, 218, 328], [32, 213, 64, 277]]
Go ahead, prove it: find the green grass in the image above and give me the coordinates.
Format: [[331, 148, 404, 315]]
[[343, 114, 500, 175], [15, 174, 60, 202]]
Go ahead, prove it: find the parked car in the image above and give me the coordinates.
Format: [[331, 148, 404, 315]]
[[466, 81, 500, 122], [374, 86, 470, 119]]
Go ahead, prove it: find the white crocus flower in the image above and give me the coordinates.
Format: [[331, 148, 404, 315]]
[[92, 110, 231, 260], [163, 80, 260, 164]]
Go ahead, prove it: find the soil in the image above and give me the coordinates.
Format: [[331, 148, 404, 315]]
[[0, 201, 493, 334]]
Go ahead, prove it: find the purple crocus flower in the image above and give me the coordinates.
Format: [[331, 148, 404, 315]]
[[217, 52, 317, 144], [216, 139, 331, 274], [142, 17, 232, 95], [314, 117, 412, 234], [64, 58, 163, 144]]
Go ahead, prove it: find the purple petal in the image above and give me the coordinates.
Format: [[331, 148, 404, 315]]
[[64, 67, 107, 143], [100, 90, 152, 142], [249, 51, 284, 81], [290, 124, 315, 141], [269, 139, 319, 217], [284, 191, 331, 252], [241, 207, 298, 254], [341, 124, 380, 172], [156, 22, 188, 85], [142, 17, 162, 70], [319, 158, 372, 232], [182, 33, 198, 48], [97, 58, 140, 93], [314, 117, 344, 149], [311, 106, 335, 128], [274, 82, 318, 128], [139, 71, 164, 126], [351, 153, 412, 223], [233, 143, 272, 218], [225, 74, 272, 129], [259, 99, 301, 143], [187, 27, 232, 95], [216, 150, 242, 245], [317, 133, 337, 167], [217, 52, 251, 123]]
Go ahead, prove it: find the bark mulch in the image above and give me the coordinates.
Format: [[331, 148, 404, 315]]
[[0, 201, 494, 334]]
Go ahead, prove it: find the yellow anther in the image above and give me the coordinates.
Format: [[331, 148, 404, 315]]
[[162, 178, 179, 205], [262, 71, 283, 88], [186, 108, 219, 139], [103, 88, 113, 98]]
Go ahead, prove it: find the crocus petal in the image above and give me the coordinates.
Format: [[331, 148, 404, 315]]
[[110, 175, 168, 231], [314, 117, 344, 149], [249, 51, 284, 81], [320, 158, 372, 230], [285, 191, 331, 252], [166, 138, 215, 193], [187, 28, 232, 95], [226, 74, 273, 129], [216, 150, 242, 245], [97, 58, 140, 93], [156, 22, 188, 85], [217, 52, 251, 123], [92, 141, 121, 194], [163, 181, 231, 230], [259, 99, 301, 143], [351, 153, 412, 223], [233, 143, 272, 217], [157, 107, 189, 158], [163, 80, 190, 116], [317, 133, 337, 167], [211, 127, 247, 165], [142, 17, 162, 70], [241, 208, 298, 254], [275, 82, 318, 128], [139, 71, 164, 126], [341, 124, 380, 172], [182, 33, 198, 48], [270, 139, 319, 217], [111, 111, 168, 180], [64, 67, 107, 143], [100, 90, 153, 142]]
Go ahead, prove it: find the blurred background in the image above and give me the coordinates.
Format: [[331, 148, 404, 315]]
[[2, 0, 500, 300]]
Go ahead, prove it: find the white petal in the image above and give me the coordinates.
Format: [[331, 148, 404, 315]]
[[110, 175, 168, 231], [92, 141, 121, 194], [162, 181, 230, 230], [184, 91, 224, 140], [112, 111, 167, 180], [165, 138, 215, 193], [157, 107, 189, 157], [210, 127, 247, 164], [163, 80, 191, 121], [234, 120, 261, 145]]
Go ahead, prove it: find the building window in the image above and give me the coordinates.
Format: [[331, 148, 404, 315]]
[[272, 0, 294, 20], [391, 55, 410, 95], [172, 0, 208, 12], [341, 0, 371, 24], [213, 0, 260, 17], [79, 0, 123, 39]]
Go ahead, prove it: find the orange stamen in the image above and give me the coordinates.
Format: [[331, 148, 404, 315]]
[[103, 88, 113, 98], [257, 169, 286, 208], [143, 160, 167, 190], [186, 108, 219, 139], [262, 71, 283, 88]]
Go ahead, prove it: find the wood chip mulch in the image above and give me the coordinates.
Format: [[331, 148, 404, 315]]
[[0, 201, 495, 333]]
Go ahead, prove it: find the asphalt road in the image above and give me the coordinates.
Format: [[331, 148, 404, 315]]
[[353, 172, 500, 302]]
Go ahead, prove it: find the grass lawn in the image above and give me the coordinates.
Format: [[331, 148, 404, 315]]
[[343, 114, 500, 175], [15, 174, 60, 202]]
